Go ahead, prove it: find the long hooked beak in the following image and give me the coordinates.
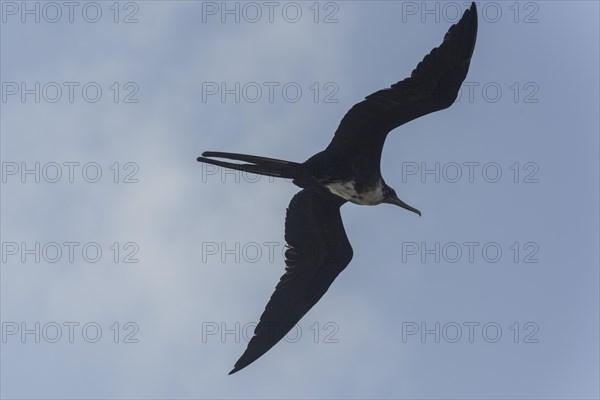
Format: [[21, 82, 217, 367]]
[[387, 196, 422, 217]]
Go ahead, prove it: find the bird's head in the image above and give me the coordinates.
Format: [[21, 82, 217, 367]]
[[383, 185, 421, 217]]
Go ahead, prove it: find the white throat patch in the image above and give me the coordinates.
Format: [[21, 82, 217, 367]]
[[325, 180, 385, 205]]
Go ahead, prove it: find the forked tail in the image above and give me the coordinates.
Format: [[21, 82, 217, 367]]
[[197, 151, 302, 179]]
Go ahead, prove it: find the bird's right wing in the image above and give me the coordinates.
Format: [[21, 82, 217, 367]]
[[229, 188, 352, 374], [325, 2, 478, 164]]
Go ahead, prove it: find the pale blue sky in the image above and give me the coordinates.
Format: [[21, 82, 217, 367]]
[[1, 1, 599, 398]]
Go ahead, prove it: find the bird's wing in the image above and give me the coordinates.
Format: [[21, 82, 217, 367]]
[[325, 2, 478, 163], [229, 188, 352, 374]]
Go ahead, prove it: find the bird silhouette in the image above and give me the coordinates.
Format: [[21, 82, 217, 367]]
[[197, 2, 478, 375]]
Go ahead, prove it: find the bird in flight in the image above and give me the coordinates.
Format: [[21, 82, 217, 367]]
[[198, 2, 477, 375]]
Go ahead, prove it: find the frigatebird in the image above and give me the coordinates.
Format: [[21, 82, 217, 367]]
[[197, 2, 477, 374]]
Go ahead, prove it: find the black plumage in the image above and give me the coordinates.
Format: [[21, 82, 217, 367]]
[[197, 2, 478, 374]]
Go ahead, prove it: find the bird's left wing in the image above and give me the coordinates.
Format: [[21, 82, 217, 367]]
[[229, 188, 352, 374], [325, 2, 478, 164]]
